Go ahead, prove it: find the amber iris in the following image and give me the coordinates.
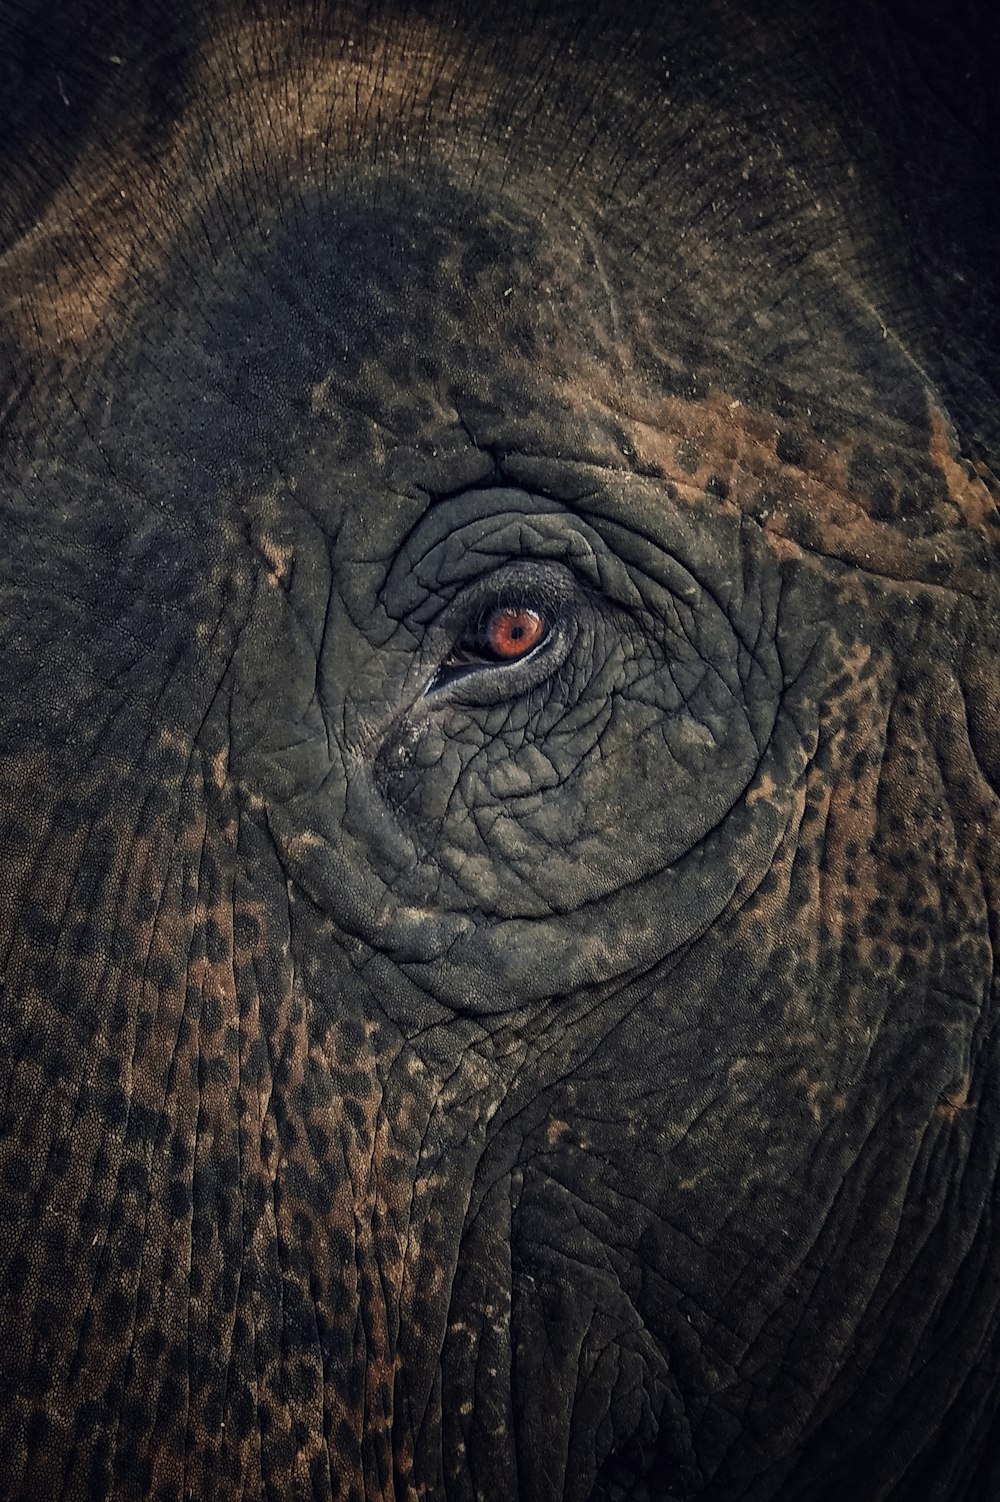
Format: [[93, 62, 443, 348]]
[[485, 606, 547, 660]]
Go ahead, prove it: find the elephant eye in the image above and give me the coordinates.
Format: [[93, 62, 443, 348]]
[[424, 562, 573, 701], [427, 596, 557, 696], [480, 606, 547, 661], [446, 602, 551, 669]]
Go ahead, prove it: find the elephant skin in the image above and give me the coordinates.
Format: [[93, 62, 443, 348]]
[[1, 2, 999, 1499]]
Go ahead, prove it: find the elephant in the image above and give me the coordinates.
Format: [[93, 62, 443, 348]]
[[1, 0, 999, 1497]]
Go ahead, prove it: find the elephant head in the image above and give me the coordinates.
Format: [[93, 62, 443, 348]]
[[1, 1, 999, 1498]]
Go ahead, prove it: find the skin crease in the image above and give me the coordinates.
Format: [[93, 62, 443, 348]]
[[1, 1, 999, 1499]]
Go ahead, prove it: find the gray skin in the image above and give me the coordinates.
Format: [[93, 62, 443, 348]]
[[1, 1, 999, 1499]]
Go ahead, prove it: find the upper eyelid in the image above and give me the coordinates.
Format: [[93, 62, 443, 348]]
[[405, 553, 582, 631], [469, 599, 548, 628], [419, 556, 581, 659], [467, 575, 570, 622]]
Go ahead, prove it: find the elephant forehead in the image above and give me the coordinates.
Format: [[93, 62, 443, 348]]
[[6, 0, 995, 594], [31, 157, 992, 610]]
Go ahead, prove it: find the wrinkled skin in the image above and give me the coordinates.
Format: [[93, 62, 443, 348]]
[[1, 1, 1000, 1498]]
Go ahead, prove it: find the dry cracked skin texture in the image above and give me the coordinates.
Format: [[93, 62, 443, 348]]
[[0, 1, 999, 1499]]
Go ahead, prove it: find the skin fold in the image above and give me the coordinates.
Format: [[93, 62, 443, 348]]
[[0, 1, 998, 1498]]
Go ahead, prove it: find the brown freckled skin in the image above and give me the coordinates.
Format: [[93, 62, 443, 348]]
[[937, 1075, 973, 1124], [1, 2, 1000, 1501]]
